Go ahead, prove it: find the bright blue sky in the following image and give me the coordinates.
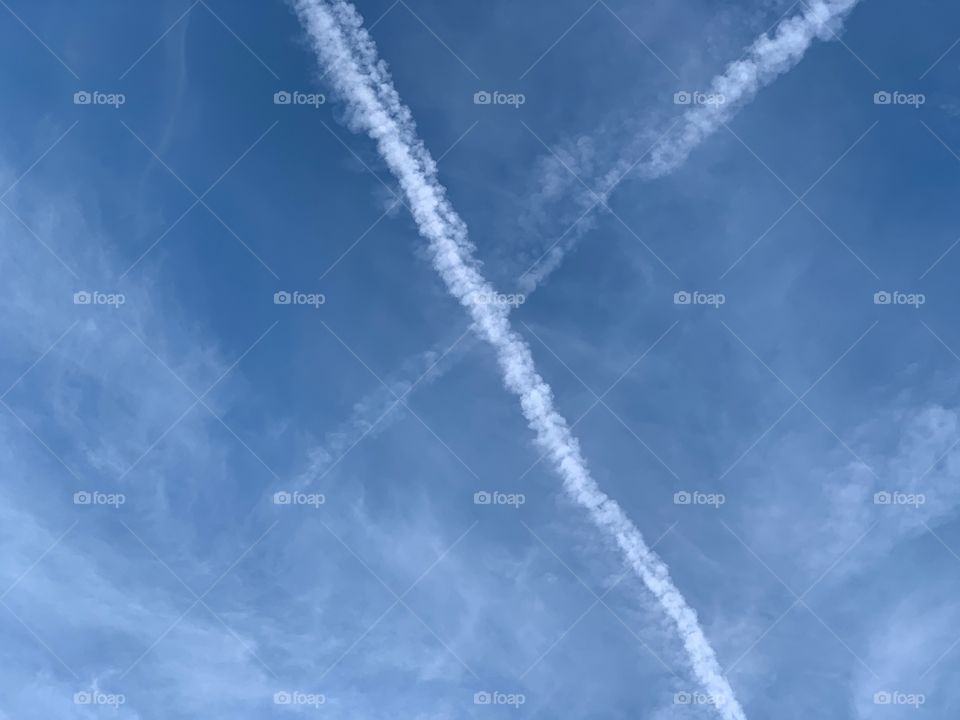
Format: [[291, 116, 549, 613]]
[[2, 0, 960, 718]]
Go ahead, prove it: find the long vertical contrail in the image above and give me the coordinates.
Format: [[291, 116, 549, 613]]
[[293, 1, 747, 716]]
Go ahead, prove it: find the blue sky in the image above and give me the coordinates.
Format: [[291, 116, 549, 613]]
[[1, 0, 960, 717]]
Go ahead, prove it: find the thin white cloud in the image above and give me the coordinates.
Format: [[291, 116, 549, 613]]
[[627, 0, 863, 181], [299, 0, 865, 483], [292, 1, 747, 716], [530, 0, 864, 285], [0, 152, 277, 718]]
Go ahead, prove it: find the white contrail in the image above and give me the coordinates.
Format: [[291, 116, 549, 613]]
[[295, 0, 865, 489], [623, 0, 863, 182], [533, 0, 865, 285], [293, 1, 747, 717], [530, 0, 865, 284]]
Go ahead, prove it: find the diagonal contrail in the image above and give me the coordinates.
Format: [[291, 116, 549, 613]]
[[532, 0, 866, 286], [296, 0, 866, 486], [627, 0, 863, 181], [292, 1, 750, 716]]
